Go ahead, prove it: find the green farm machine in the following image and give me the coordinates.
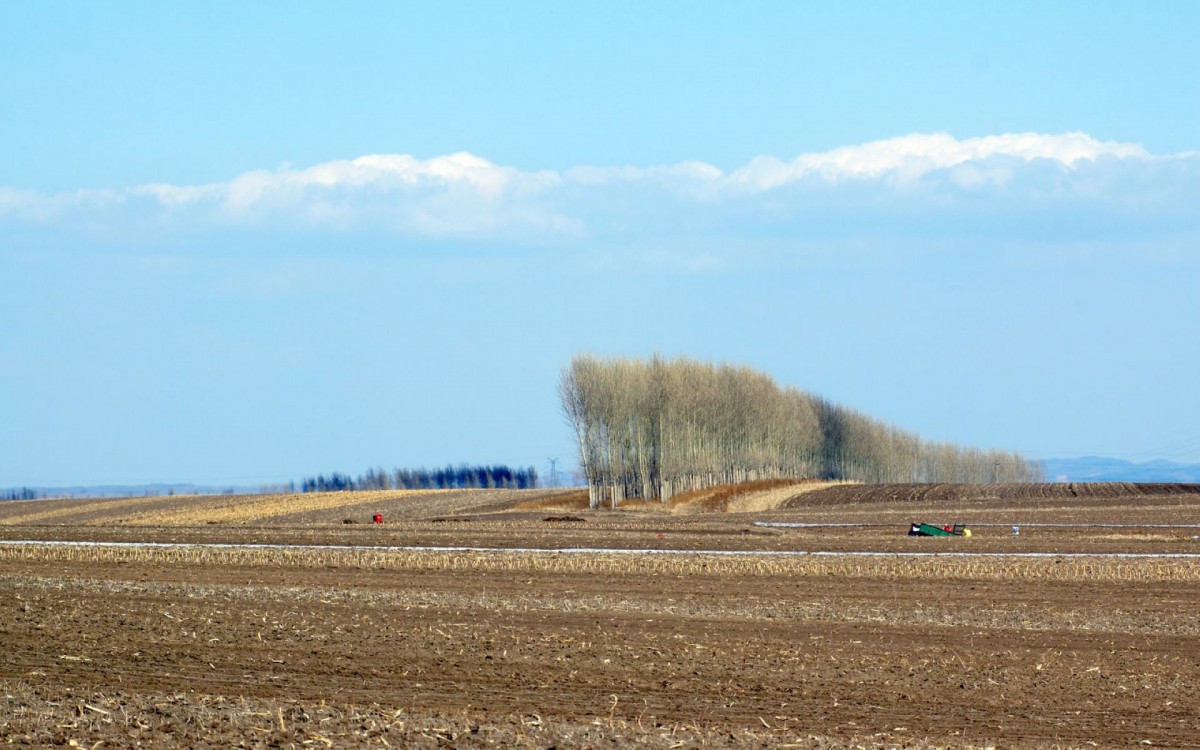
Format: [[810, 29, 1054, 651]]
[[908, 522, 972, 537]]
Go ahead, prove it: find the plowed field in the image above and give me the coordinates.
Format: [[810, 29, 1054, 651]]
[[2, 483, 1198, 748]]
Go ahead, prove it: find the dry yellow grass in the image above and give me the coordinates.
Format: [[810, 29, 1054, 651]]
[[118, 490, 441, 526], [0, 495, 185, 526], [0, 488, 583, 526], [517, 482, 843, 514], [668, 479, 851, 514], [724, 480, 846, 513]]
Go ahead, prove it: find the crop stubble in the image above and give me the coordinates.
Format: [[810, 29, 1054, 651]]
[[1, 484, 1198, 748]]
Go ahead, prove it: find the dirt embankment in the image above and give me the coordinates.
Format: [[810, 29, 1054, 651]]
[[781, 482, 1200, 508]]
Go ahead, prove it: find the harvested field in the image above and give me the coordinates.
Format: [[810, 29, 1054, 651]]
[[0, 488, 572, 527], [1, 483, 1198, 747]]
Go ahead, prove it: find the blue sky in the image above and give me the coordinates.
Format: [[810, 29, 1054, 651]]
[[3, 2, 1198, 486]]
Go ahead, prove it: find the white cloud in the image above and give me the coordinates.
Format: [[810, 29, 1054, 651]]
[[133, 182, 223, 207], [126, 152, 571, 237], [0, 186, 122, 221], [723, 132, 1151, 192], [222, 151, 559, 207], [1, 132, 1192, 241]]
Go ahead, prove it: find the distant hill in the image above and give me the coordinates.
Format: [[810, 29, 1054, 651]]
[[1040, 457, 1200, 483]]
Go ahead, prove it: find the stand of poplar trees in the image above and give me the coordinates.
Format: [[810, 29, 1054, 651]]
[[559, 354, 1044, 509]]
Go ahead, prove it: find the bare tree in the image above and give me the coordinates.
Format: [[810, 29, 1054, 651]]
[[560, 354, 1042, 504]]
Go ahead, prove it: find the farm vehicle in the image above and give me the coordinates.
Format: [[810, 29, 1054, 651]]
[[909, 522, 972, 537]]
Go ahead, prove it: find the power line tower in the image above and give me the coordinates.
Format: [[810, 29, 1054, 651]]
[[547, 458, 559, 488]]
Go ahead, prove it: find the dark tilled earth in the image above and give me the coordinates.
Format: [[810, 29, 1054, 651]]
[[2, 484, 1199, 748]]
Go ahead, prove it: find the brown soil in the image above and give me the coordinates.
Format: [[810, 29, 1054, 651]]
[[2, 483, 1199, 748]]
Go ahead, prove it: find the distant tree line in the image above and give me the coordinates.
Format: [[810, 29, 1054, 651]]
[[2, 487, 40, 501], [300, 465, 538, 493], [560, 354, 1044, 509]]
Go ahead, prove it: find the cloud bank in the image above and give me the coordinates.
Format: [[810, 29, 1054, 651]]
[[2, 132, 1195, 241], [725, 131, 1150, 191]]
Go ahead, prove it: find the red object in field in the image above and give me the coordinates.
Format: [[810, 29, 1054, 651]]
[[373, 513, 383, 524]]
